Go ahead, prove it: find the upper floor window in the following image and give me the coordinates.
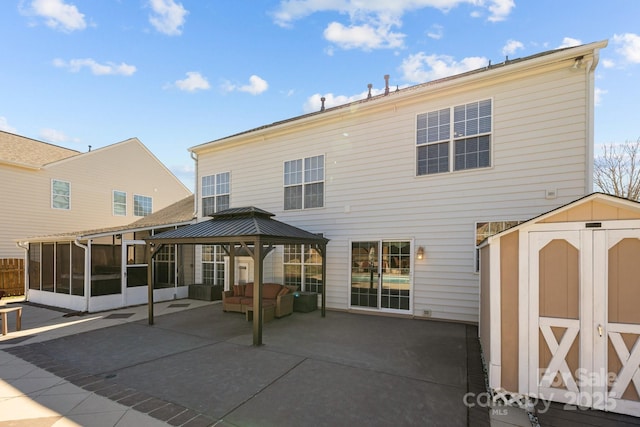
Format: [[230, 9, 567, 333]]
[[202, 172, 230, 216], [284, 155, 324, 210], [133, 194, 152, 216], [417, 99, 492, 176], [52, 179, 70, 210], [113, 191, 127, 216]]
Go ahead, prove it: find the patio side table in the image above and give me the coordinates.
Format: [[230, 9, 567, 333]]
[[293, 292, 318, 313]]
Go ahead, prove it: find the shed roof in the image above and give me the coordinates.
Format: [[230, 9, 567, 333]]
[[480, 192, 640, 247], [148, 206, 329, 246]]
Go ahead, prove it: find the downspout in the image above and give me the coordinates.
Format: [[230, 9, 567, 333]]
[[584, 48, 600, 194], [190, 151, 198, 218], [74, 238, 90, 312], [15, 241, 29, 300]]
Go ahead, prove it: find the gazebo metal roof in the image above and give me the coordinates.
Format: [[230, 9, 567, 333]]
[[148, 206, 328, 245], [144, 206, 328, 346]]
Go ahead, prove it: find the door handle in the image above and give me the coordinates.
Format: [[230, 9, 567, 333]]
[[598, 324, 603, 337]]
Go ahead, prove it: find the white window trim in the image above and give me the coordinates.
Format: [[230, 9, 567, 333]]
[[113, 190, 127, 216], [416, 97, 494, 177], [201, 171, 231, 216], [474, 219, 524, 273], [51, 179, 71, 210], [283, 154, 325, 210], [133, 194, 152, 217]]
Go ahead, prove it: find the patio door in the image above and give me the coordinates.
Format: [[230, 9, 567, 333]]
[[350, 241, 412, 313], [528, 228, 640, 416]]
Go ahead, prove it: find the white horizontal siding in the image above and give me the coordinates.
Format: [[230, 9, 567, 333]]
[[1, 140, 190, 258], [196, 59, 592, 323]]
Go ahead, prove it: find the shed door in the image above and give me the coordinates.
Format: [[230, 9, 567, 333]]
[[529, 229, 640, 416]]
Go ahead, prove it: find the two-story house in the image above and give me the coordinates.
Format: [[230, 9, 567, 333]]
[[1, 132, 191, 305], [187, 40, 606, 324]]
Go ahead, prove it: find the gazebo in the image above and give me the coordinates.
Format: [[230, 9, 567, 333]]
[[145, 207, 329, 345]]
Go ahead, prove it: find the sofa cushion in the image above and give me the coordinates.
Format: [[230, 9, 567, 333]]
[[233, 285, 244, 297], [225, 296, 244, 304], [240, 297, 254, 305], [263, 283, 282, 299], [244, 284, 254, 297]]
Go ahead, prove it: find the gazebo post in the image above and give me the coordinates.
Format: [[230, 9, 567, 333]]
[[252, 239, 263, 346], [320, 244, 327, 317], [228, 244, 235, 291], [146, 242, 155, 325]]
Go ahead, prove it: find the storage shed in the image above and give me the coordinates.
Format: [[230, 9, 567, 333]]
[[479, 193, 640, 416]]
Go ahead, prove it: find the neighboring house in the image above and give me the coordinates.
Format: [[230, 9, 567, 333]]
[[479, 192, 640, 417], [1, 131, 192, 297], [188, 40, 607, 323], [19, 195, 196, 312]]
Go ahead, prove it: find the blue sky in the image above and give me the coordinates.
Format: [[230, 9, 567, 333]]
[[1, 1, 639, 190]]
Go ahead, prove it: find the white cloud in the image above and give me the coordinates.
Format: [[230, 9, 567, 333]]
[[323, 21, 404, 50], [222, 75, 269, 95], [427, 24, 443, 40], [40, 128, 68, 143], [148, 0, 188, 36], [557, 37, 582, 49], [613, 33, 640, 64], [27, 0, 86, 32], [502, 39, 524, 56], [53, 58, 136, 76], [400, 52, 488, 83], [175, 72, 211, 92], [272, 1, 514, 52], [0, 117, 17, 133], [486, 0, 515, 22], [594, 87, 607, 107], [602, 59, 615, 68]]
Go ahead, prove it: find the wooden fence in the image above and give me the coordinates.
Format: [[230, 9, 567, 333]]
[[0, 258, 25, 297]]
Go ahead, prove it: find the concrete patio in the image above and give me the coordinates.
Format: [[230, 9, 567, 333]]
[[0, 300, 496, 426]]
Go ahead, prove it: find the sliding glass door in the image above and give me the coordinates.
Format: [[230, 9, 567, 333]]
[[350, 241, 412, 312]]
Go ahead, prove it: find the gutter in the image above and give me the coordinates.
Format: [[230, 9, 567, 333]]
[[74, 238, 90, 312], [15, 241, 29, 300]]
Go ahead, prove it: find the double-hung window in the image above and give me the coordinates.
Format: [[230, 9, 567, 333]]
[[113, 190, 127, 216], [52, 179, 70, 210], [284, 155, 324, 210], [202, 172, 230, 216], [283, 244, 323, 293], [417, 99, 492, 175], [133, 194, 152, 216]]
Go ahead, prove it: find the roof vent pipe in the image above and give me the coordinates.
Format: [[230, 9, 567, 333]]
[[320, 96, 326, 111], [367, 83, 372, 99], [384, 74, 390, 95]]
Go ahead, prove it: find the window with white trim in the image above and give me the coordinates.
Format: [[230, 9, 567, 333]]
[[475, 220, 523, 272], [202, 172, 230, 216], [113, 191, 127, 216], [52, 179, 70, 210], [284, 155, 324, 210], [133, 194, 152, 216], [202, 245, 225, 285], [283, 244, 323, 293], [417, 99, 492, 175]]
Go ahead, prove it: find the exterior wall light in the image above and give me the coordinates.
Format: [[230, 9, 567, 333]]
[[416, 246, 425, 260]]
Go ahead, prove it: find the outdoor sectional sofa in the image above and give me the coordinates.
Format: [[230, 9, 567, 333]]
[[222, 283, 295, 318]]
